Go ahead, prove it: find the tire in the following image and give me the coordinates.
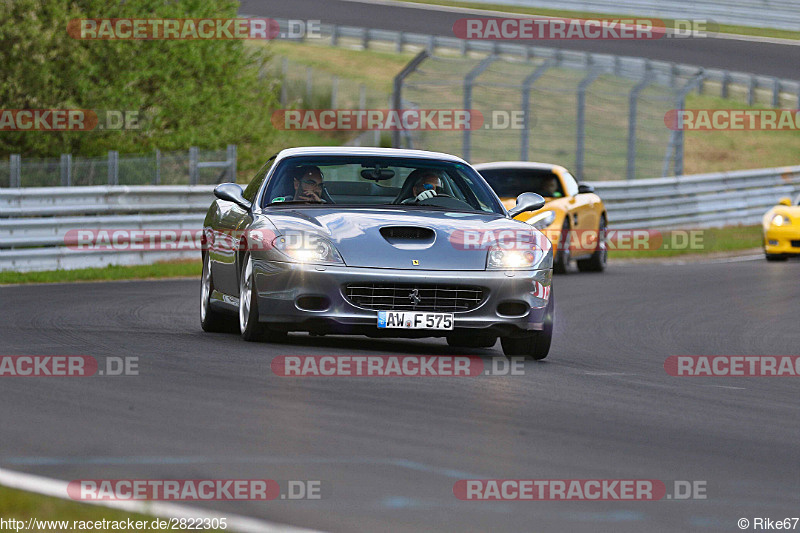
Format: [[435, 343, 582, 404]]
[[239, 254, 287, 343], [500, 292, 554, 360], [447, 333, 497, 349], [201, 253, 237, 333], [577, 216, 607, 272], [553, 218, 570, 274]]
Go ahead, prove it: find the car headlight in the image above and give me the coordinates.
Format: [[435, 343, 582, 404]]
[[771, 214, 791, 226], [487, 241, 546, 270], [272, 234, 344, 264], [527, 211, 556, 230]]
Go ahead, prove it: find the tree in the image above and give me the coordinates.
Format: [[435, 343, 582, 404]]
[[0, 0, 277, 159]]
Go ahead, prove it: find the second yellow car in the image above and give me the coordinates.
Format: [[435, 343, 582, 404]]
[[474, 161, 607, 273], [763, 194, 800, 261]]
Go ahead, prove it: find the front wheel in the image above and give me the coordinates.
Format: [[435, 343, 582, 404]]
[[553, 219, 570, 274], [576, 216, 607, 272], [239, 254, 287, 342], [500, 292, 554, 360]]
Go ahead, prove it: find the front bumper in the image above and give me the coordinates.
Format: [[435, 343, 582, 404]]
[[764, 226, 800, 255], [250, 260, 552, 337]]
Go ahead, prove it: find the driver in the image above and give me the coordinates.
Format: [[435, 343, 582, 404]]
[[402, 169, 443, 204], [290, 165, 325, 202], [541, 175, 563, 198]]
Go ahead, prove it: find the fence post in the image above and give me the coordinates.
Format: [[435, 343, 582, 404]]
[[60, 154, 72, 186], [668, 71, 706, 177], [575, 69, 603, 181], [626, 69, 655, 181], [748, 75, 756, 106], [227, 144, 237, 183], [520, 60, 554, 161], [189, 147, 199, 185], [772, 78, 781, 106], [361, 28, 369, 49], [154, 149, 161, 185], [462, 55, 497, 161], [721, 71, 730, 99], [330, 25, 338, 46], [9, 154, 21, 188], [280, 57, 288, 107], [107, 151, 118, 185], [306, 67, 313, 105], [392, 50, 430, 148], [396, 31, 404, 53]]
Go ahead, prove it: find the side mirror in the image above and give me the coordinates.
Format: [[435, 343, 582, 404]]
[[508, 192, 545, 218], [577, 183, 595, 194], [214, 183, 251, 210], [778, 197, 792, 206]]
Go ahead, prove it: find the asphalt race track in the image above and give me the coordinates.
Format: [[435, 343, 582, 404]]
[[1, 258, 799, 532], [239, 0, 800, 79]]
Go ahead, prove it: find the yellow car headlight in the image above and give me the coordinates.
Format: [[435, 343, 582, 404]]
[[771, 214, 791, 227]]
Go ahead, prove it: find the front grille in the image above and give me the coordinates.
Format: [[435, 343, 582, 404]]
[[345, 283, 485, 313], [791, 240, 800, 248]]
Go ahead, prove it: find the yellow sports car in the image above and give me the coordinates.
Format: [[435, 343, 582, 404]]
[[474, 162, 607, 273], [763, 194, 800, 261]]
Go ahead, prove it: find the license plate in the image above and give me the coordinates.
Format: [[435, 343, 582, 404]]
[[377, 311, 454, 330]]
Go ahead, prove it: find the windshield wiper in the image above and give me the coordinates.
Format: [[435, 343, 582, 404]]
[[264, 200, 326, 207]]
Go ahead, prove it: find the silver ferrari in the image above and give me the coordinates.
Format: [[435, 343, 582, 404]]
[[201, 147, 555, 359]]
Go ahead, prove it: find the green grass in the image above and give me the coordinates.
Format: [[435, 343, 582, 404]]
[[401, 0, 800, 40], [0, 260, 201, 285], [608, 224, 763, 258], [0, 486, 224, 532]]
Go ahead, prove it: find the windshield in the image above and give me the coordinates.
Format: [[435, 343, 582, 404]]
[[479, 168, 565, 199], [260, 156, 505, 214]]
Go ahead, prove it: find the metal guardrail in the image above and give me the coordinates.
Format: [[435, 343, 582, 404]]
[[452, 0, 800, 32], [591, 166, 800, 228], [2, 168, 799, 272], [0, 186, 215, 272]]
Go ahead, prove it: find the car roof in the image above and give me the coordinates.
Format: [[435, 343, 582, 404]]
[[472, 161, 568, 173], [275, 146, 468, 164]]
